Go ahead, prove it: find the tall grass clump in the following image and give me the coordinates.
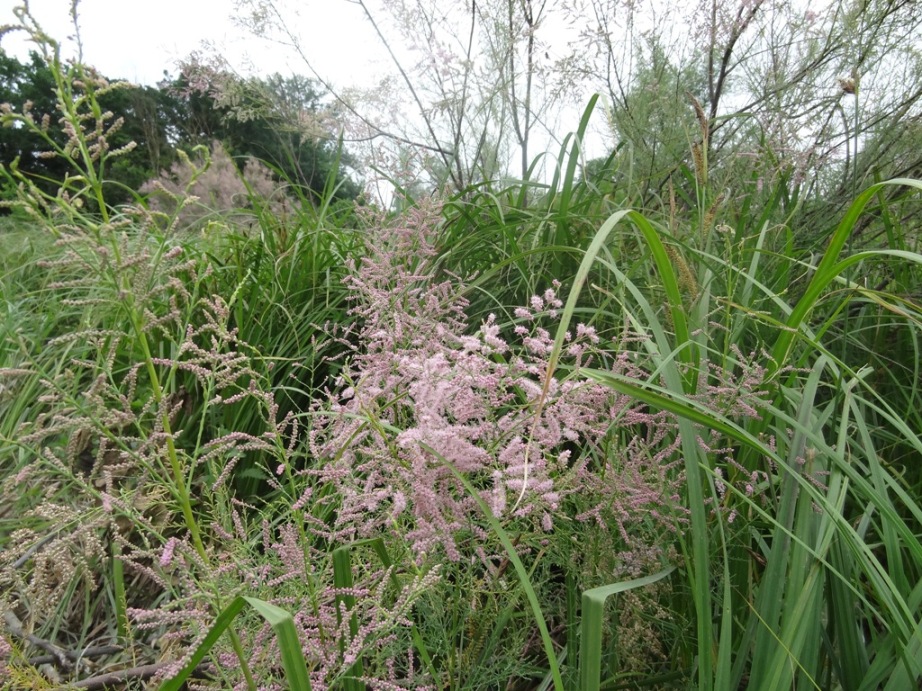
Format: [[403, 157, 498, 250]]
[[510, 103, 922, 688], [2, 5, 922, 690]]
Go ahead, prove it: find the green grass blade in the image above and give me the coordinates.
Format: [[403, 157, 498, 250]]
[[626, 211, 696, 383], [422, 441, 565, 691], [579, 366, 721, 690], [748, 359, 824, 690], [554, 94, 599, 226], [159, 596, 312, 691], [547, 209, 631, 380], [243, 597, 314, 691], [578, 567, 675, 691], [332, 546, 365, 691], [770, 178, 922, 372], [581, 369, 765, 455]]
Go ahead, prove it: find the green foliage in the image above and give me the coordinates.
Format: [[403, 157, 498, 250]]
[[163, 68, 361, 202], [0, 48, 358, 216], [2, 5, 922, 691], [160, 596, 313, 691], [0, 48, 179, 207], [605, 38, 706, 203], [0, 49, 68, 190]]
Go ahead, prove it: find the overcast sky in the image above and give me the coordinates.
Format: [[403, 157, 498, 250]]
[[1, 0, 385, 87], [2, 0, 610, 186]]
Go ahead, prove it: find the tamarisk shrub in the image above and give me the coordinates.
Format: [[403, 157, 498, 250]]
[[141, 140, 294, 230], [291, 200, 780, 684], [306, 199, 687, 573]]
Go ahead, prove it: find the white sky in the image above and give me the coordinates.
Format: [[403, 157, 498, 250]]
[[0, 0, 902, 198], [1, 0, 384, 87]]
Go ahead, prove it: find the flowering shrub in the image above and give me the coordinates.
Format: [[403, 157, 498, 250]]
[[141, 140, 293, 230], [305, 201, 686, 577]]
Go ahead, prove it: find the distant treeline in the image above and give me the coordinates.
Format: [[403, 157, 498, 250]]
[[0, 49, 359, 210]]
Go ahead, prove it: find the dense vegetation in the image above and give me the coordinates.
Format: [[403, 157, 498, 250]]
[[1, 2, 921, 690], [0, 46, 359, 211]]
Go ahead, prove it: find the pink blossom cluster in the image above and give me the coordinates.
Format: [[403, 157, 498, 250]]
[[141, 140, 294, 230], [306, 201, 685, 565]]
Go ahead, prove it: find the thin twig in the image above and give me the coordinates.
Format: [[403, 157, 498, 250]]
[[70, 662, 215, 690], [27, 644, 123, 667], [3, 611, 71, 670], [12, 531, 59, 569]]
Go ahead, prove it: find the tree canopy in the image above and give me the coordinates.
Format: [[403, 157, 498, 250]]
[[0, 48, 359, 211]]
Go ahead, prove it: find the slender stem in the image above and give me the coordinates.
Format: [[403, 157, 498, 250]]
[[130, 311, 206, 556], [110, 540, 129, 640], [128, 310, 256, 690]]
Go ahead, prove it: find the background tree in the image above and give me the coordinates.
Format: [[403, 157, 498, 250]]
[[232, 0, 567, 196], [559, 0, 922, 233], [598, 38, 708, 204], [226, 0, 922, 210], [1, 49, 81, 204], [0, 47, 360, 211], [0, 49, 182, 207], [164, 61, 361, 201]]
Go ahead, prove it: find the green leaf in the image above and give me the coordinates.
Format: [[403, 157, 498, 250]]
[[578, 567, 675, 691], [159, 596, 311, 691]]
